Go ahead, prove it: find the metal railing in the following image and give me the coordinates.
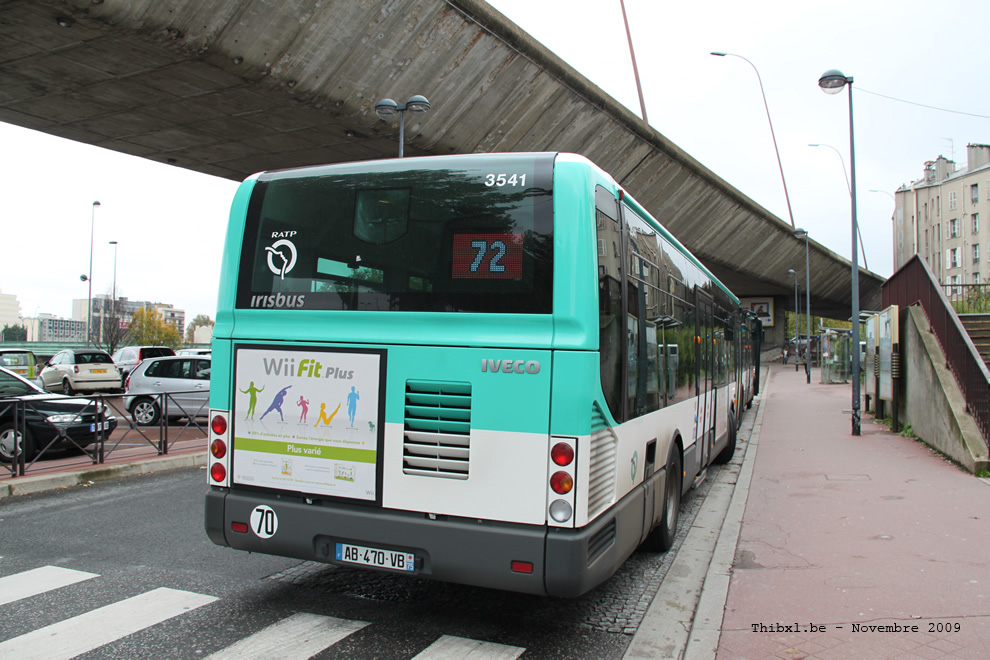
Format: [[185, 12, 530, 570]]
[[941, 282, 990, 314], [882, 255, 990, 449], [2, 390, 208, 478]]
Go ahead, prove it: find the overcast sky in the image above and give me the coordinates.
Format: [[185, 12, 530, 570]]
[[3, 0, 988, 327]]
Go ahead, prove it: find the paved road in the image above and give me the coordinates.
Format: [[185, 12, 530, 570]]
[[0, 457, 728, 659]]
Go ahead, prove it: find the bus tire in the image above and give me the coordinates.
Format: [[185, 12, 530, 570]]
[[644, 445, 681, 552], [714, 410, 737, 464]]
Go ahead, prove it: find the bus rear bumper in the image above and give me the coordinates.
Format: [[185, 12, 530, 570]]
[[206, 474, 660, 597]]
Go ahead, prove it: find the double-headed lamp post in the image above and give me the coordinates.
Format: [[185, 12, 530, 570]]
[[794, 228, 812, 383], [787, 269, 799, 372], [375, 95, 431, 158], [87, 200, 100, 346], [818, 68, 861, 436]]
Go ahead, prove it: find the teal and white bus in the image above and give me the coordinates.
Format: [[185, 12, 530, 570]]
[[205, 152, 755, 597]]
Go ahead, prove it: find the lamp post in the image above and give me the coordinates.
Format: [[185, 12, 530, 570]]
[[819, 68, 861, 436], [375, 95, 431, 158], [109, 240, 118, 302], [788, 269, 799, 372], [809, 143, 868, 270], [711, 52, 795, 229], [794, 228, 812, 383], [87, 201, 100, 346]]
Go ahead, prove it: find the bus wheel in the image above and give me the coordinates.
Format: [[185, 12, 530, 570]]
[[645, 446, 681, 551]]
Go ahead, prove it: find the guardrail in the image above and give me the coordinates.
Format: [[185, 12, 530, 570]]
[[1, 390, 208, 478], [882, 255, 990, 449]]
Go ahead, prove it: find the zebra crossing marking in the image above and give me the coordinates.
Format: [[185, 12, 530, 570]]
[[413, 634, 526, 659], [0, 566, 528, 659], [0, 565, 98, 607], [0, 586, 217, 660], [205, 612, 369, 659]]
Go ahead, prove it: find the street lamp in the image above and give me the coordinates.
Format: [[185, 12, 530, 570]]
[[87, 201, 100, 346], [794, 228, 812, 383], [109, 240, 118, 303], [375, 95, 431, 158], [787, 269, 799, 372], [809, 143, 868, 270], [819, 68, 861, 436], [711, 52, 795, 229]]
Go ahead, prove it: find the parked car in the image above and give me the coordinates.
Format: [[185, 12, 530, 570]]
[[40, 349, 121, 395], [124, 355, 211, 426], [0, 366, 117, 463], [111, 346, 176, 383], [176, 348, 211, 357], [0, 349, 40, 383]]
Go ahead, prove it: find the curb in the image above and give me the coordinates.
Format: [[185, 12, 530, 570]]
[[0, 452, 208, 499], [623, 373, 768, 660]]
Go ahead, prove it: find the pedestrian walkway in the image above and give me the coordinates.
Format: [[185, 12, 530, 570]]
[[0, 432, 206, 498], [712, 363, 990, 659], [0, 564, 526, 659]]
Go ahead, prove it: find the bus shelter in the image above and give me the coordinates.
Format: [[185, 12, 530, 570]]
[[820, 329, 852, 384]]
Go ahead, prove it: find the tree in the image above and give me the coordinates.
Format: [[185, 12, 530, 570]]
[[1, 324, 27, 341], [98, 297, 130, 355], [185, 314, 215, 343], [127, 306, 182, 349]]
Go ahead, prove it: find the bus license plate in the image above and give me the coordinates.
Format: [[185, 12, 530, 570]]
[[335, 542, 415, 572]]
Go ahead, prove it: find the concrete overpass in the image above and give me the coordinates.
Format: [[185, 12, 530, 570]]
[[0, 0, 883, 322]]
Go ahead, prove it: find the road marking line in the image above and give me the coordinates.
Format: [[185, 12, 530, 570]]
[[413, 635, 525, 660], [0, 587, 217, 660], [205, 612, 369, 660], [0, 566, 99, 607]]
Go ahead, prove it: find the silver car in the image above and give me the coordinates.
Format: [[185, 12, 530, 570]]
[[123, 356, 211, 426]]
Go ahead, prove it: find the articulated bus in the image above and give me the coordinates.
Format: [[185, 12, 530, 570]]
[[205, 152, 759, 597]]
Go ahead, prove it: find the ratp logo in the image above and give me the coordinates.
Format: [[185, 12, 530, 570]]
[[265, 239, 297, 279]]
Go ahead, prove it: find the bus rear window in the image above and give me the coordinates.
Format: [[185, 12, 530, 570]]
[[236, 154, 554, 313]]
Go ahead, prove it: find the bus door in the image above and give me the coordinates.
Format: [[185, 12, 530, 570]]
[[695, 288, 716, 467]]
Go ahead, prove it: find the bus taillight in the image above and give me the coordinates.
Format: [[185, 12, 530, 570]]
[[208, 409, 231, 487], [211, 414, 227, 435], [210, 462, 227, 482], [551, 442, 574, 466], [550, 471, 573, 494]]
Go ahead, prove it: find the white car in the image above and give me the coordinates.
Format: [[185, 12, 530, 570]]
[[40, 349, 122, 395]]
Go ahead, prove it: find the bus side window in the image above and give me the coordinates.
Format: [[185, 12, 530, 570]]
[[596, 186, 623, 421]]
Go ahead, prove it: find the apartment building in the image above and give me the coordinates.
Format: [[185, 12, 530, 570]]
[[24, 314, 86, 342], [893, 143, 990, 286]]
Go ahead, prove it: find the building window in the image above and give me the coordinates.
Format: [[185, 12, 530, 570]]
[[974, 213, 981, 234], [974, 243, 980, 265], [972, 184, 980, 205], [949, 218, 960, 238], [948, 247, 960, 269], [975, 273, 982, 285], [949, 191, 957, 210]]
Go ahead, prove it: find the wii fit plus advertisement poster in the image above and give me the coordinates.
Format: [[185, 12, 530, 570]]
[[232, 346, 384, 502]]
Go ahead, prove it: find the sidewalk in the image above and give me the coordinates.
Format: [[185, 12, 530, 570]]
[[712, 363, 990, 658], [0, 430, 207, 498]]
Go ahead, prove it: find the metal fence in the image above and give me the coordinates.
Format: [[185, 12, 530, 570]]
[[2, 390, 208, 478], [941, 283, 990, 314], [882, 255, 990, 449]]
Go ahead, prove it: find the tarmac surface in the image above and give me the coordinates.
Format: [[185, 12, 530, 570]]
[[6, 364, 990, 659]]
